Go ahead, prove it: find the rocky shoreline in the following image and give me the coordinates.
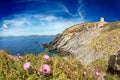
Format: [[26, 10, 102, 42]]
[[43, 18, 120, 65]]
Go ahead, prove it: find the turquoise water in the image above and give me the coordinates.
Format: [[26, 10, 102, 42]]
[[0, 36, 56, 55]]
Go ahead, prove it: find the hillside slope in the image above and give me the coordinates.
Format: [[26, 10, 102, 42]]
[[44, 19, 120, 64]]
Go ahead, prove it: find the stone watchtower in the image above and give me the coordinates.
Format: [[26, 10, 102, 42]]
[[98, 17, 105, 27], [100, 17, 104, 23]]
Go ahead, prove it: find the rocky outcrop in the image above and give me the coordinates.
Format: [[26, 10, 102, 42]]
[[43, 18, 120, 64], [107, 50, 120, 75]]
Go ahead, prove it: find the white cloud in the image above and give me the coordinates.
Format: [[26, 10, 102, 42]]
[[0, 0, 87, 36], [0, 13, 85, 36], [57, 2, 78, 17], [77, 0, 86, 21], [2, 24, 8, 29], [41, 16, 57, 22], [3, 18, 31, 27]]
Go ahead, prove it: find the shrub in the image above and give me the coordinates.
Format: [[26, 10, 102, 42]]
[[0, 51, 84, 80], [0, 50, 119, 80]]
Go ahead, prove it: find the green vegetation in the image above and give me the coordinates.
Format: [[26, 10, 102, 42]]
[[62, 24, 80, 35], [0, 50, 83, 80], [89, 28, 120, 56], [61, 22, 97, 36], [105, 21, 120, 31], [105, 74, 120, 80], [0, 50, 120, 80], [91, 58, 108, 72], [61, 24, 81, 35]]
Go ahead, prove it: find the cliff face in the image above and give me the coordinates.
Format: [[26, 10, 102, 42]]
[[43, 20, 120, 64]]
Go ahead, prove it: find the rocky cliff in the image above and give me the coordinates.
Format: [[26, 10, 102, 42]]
[[43, 18, 120, 64]]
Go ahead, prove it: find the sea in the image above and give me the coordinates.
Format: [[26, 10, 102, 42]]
[[0, 35, 56, 55]]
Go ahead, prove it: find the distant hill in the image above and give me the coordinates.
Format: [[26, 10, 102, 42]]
[[0, 35, 57, 38], [43, 18, 120, 64]]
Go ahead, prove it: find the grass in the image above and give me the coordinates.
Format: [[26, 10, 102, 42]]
[[105, 74, 120, 80], [0, 50, 120, 80], [61, 22, 98, 36], [90, 58, 108, 72], [88, 28, 120, 56], [0, 50, 83, 80], [105, 21, 120, 31]]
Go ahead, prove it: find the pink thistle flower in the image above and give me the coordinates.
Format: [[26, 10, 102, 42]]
[[42, 55, 50, 60], [23, 62, 31, 70], [95, 72, 100, 76], [40, 64, 51, 73]]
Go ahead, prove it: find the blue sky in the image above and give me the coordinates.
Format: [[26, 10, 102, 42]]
[[0, 0, 120, 36]]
